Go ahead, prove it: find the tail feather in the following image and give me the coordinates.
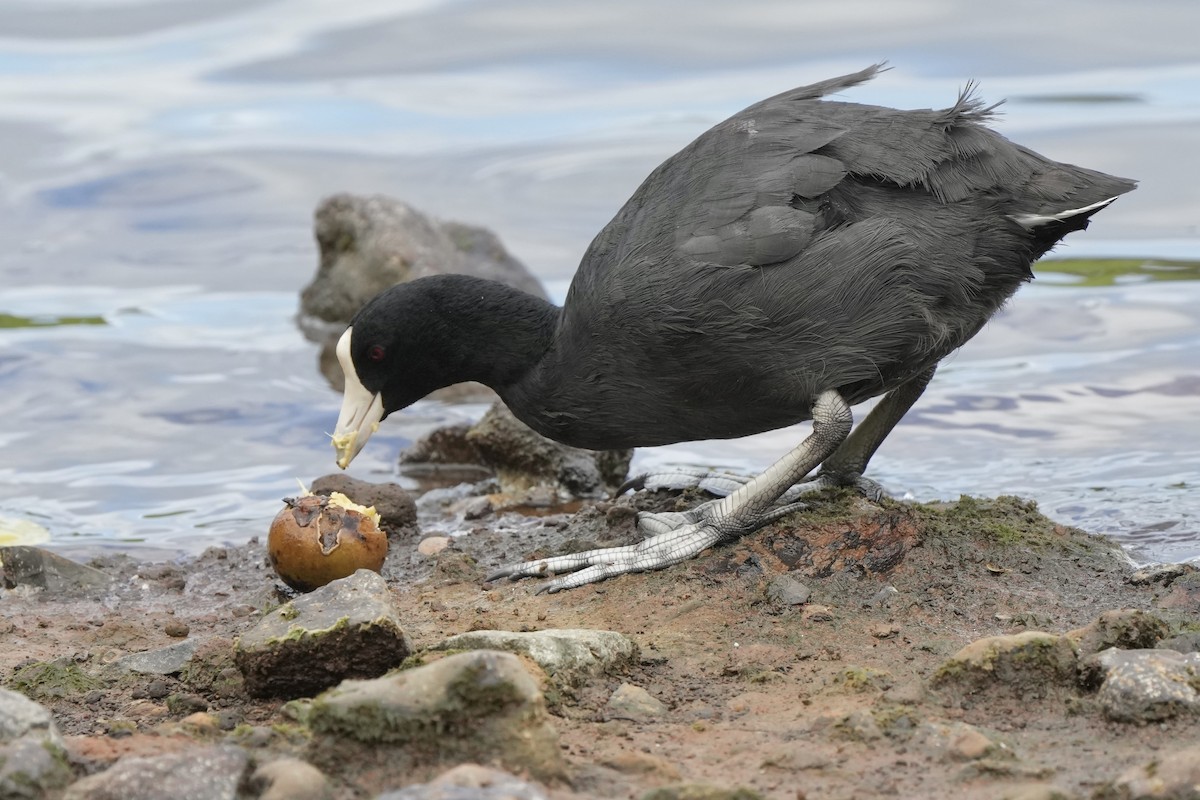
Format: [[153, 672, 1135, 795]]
[[1009, 195, 1120, 232]]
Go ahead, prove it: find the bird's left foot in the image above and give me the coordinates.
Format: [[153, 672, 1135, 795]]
[[485, 497, 798, 594], [488, 389, 856, 592]]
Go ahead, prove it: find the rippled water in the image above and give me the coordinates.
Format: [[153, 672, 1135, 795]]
[[1, 1, 1198, 563]]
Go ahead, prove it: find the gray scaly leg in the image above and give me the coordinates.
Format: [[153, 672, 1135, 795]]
[[808, 366, 936, 493], [486, 390, 853, 593], [628, 367, 936, 509]]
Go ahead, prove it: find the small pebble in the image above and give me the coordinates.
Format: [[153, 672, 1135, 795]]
[[418, 536, 452, 556], [606, 683, 667, 719], [167, 692, 209, 715], [215, 708, 243, 731], [254, 758, 333, 800], [124, 699, 168, 719], [180, 711, 218, 731], [462, 497, 494, 520], [238, 725, 275, 748], [871, 585, 899, 606], [145, 679, 170, 700], [163, 620, 190, 638], [766, 574, 811, 606], [870, 623, 900, 639], [950, 727, 995, 760], [802, 604, 834, 622]]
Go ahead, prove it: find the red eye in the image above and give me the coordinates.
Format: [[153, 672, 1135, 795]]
[[367, 345, 386, 362]]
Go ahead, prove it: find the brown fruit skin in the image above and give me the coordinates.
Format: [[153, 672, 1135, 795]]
[[267, 495, 387, 592]]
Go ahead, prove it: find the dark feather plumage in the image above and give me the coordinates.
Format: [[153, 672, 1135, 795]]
[[347, 66, 1136, 451]]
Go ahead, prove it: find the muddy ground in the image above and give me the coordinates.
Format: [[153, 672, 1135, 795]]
[[3, 485, 1199, 800]]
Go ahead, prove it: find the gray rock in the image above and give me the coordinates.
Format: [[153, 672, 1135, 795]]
[[914, 721, 1006, 762], [931, 631, 1078, 697], [1, 736, 73, 799], [0, 688, 71, 799], [464, 402, 632, 495], [870, 584, 900, 607], [1157, 570, 1200, 613], [0, 546, 113, 593], [1065, 609, 1169, 657], [1000, 784, 1078, 800], [102, 640, 198, 677], [235, 569, 412, 699], [300, 195, 545, 398], [1128, 563, 1191, 587], [881, 680, 926, 705], [375, 764, 548, 800], [309, 474, 418, 534], [1080, 648, 1200, 722], [606, 683, 667, 719], [1158, 631, 1200, 654], [301, 193, 545, 331], [765, 574, 811, 606], [0, 688, 60, 743], [252, 758, 333, 800], [62, 745, 248, 800], [832, 709, 883, 742], [641, 784, 766, 800], [1106, 743, 1200, 799], [179, 637, 245, 700], [308, 650, 565, 783], [431, 628, 637, 689]]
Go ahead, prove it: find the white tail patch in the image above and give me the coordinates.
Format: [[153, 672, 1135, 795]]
[[1010, 196, 1119, 231]]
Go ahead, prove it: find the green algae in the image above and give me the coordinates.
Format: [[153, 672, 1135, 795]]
[[7, 661, 102, 702], [1037, 257, 1200, 287], [0, 313, 106, 329]]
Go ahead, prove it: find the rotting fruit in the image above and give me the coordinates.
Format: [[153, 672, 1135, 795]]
[[268, 492, 386, 592]]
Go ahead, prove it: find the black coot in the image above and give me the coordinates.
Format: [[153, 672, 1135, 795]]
[[330, 65, 1135, 592]]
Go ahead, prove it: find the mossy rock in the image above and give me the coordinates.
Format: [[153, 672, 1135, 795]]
[[932, 632, 1078, 697]]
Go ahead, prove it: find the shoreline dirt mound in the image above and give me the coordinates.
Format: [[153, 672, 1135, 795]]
[[2, 490, 1198, 799]]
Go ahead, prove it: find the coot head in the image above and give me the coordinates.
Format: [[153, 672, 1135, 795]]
[[331, 275, 558, 467]]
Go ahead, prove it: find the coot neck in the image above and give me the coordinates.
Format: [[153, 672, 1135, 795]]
[[434, 276, 561, 394]]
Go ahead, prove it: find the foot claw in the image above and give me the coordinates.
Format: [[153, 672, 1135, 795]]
[[621, 468, 752, 497], [487, 522, 726, 592]]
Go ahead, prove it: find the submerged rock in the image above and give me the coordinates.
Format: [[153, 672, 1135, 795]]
[[235, 569, 412, 699], [1079, 648, 1200, 722], [0, 688, 71, 798], [308, 650, 565, 785], [61, 745, 248, 800], [299, 194, 545, 398], [301, 193, 544, 332]]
